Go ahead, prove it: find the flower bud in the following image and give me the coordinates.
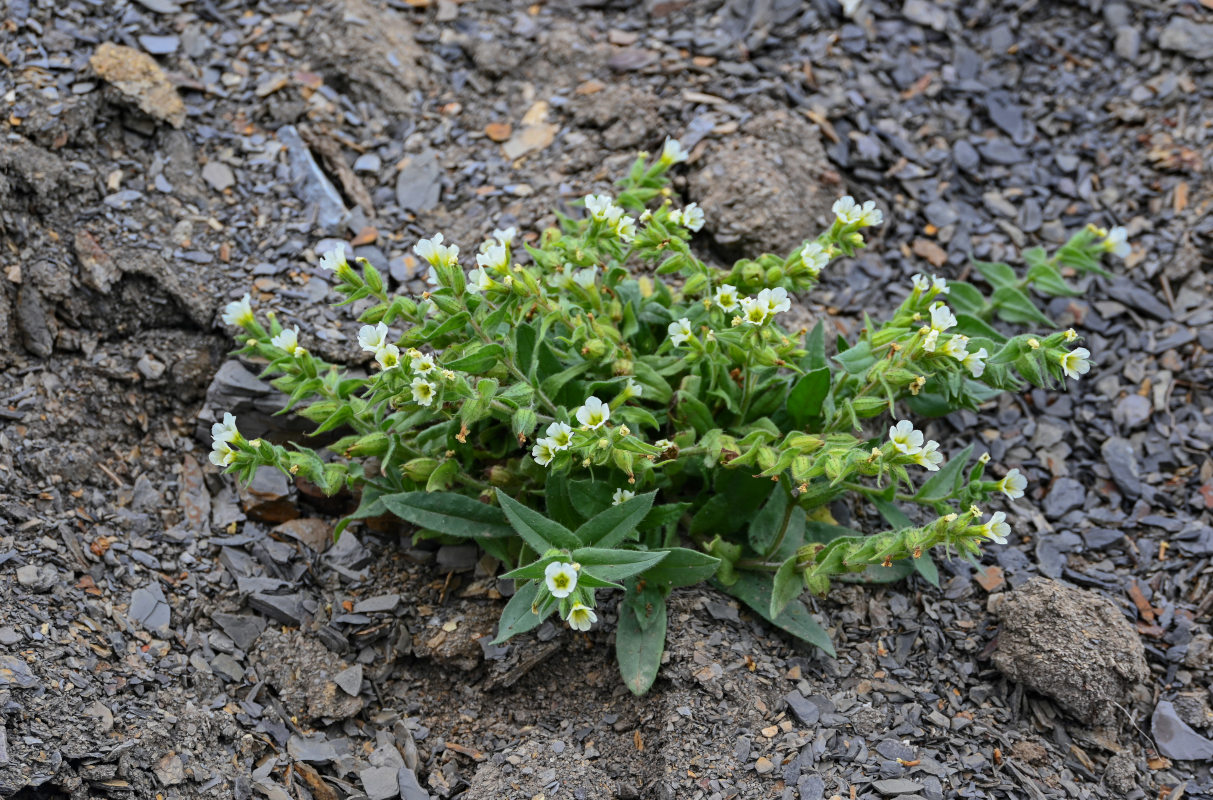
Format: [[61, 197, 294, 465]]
[[740, 261, 764, 286], [582, 338, 609, 359], [765, 266, 784, 284], [612, 358, 634, 376], [430, 293, 463, 316], [402, 457, 439, 481]]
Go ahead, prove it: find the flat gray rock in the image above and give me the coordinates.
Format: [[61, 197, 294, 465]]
[[395, 149, 442, 212]]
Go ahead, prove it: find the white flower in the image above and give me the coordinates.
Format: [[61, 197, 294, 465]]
[[832, 196, 880, 226], [1102, 226, 1130, 258], [888, 420, 924, 455], [801, 243, 829, 277], [911, 273, 930, 293], [625, 378, 643, 399], [376, 344, 401, 370], [466, 267, 495, 293], [1059, 347, 1091, 380], [488, 227, 517, 248], [411, 352, 436, 375], [532, 439, 557, 466], [677, 203, 704, 232], [572, 265, 598, 289], [318, 244, 349, 273], [211, 412, 240, 445], [414, 233, 459, 268], [940, 334, 969, 362], [476, 241, 509, 273], [575, 396, 609, 429], [209, 438, 237, 467], [929, 303, 958, 332], [271, 326, 304, 356], [963, 347, 988, 378], [740, 297, 768, 325], [410, 375, 435, 405], [612, 488, 635, 506], [659, 137, 689, 166], [544, 562, 578, 598], [714, 284, 739, 312], [584, 194, 615, 222], [912, 440, 944, 471], [933, 276, 949, 294], [997, 468, 1027, 500], [545, 422, 574, 450], [566, 602, 597, 631], [668, 318, 694, 347], [759, 287, 791, 315], [858, 201, 883, 227], [979, 511, 1010, 544], [221, 293, 254, 328], [653, 438, 673, 450], [358, 322, 390, 354], [922, 329, 940, 353], [911, 273, 948, 295], [614, 215, 637, 242]]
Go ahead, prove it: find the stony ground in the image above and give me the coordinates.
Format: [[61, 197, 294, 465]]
[[1, 0, 1212, 798]]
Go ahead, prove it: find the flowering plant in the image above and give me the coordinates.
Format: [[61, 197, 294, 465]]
[[213, 139, 1123, 694]]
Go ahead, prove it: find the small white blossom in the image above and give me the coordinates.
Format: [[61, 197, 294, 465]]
[[544, 561, 578, 598], [532, 439, 557, 466], [714, 284, 740, 312], [858, 202, 883, 227], [625, 378, 643, 399], [210, 438, 237, 467], [414, 233, 459, 269], [912, 440, 944, 471], [566, 602, 597, 631], [545, 422, 574, 450], [1102, 226, 1130, 258], [979, 511, 1010, 544], [221, 293, 254, 328], [572, 266, 598, 289], [933, 275, 949, 294], [889, 420, 925, 455], [659, 137, 689, 166], [997, 469, 1027, 500], [612, 488, 636, 506], [759, 287, 792, 316], [271, 326, 305, 356], [922, 329, 939, 353], [489, 227, 517, 247], [411, 352, 436, 375], [466, 267, 495, 293], [740, 297, 768, 326], [211, 412, 240, 445], [410, 375, 435, 405], [653, 439, 673, 450], [376, 344, 401, 370], [614, 214, 638, 242], [832, 196, 881, 226], [929, 303, 958, 332], [963, 347, 988, 378], [675, 202, 704, 232], [476, 241, 509, 273], [584, 194, 615, 222], [911, 273, 930, 293], [1059, 347, 1091, 380], [801, 243, 830, 277], [318, 244, 349, 273], [668, 318, 694, 347], [912, 273, 948, 295], [576, 396, 610, 429], [940, 334, 969, 362], [358, 323, 390, 354]]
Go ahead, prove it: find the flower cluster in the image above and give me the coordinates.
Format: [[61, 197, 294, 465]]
[[358, 321, 401, 371], [887, 419, 943, 471], [584, 194, 638, 242], [543, 562, 598, 631], [209, 412, 242, 467]]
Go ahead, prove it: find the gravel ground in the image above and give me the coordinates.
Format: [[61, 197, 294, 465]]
[[1, 0, 1212, 798]]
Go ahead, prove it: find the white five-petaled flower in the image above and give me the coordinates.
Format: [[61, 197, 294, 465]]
[[584, 194, 616, 222], [614, 214, 638, 242], [668, 318, 694, 347], [209, 412, 241, 467], [576, 396, 610, 429], [979, 511, 1011, 544], [466, 268, 496, 293], [1102, 226, 1130, 258], [714, 284, 739, 312], [997, 468, 1027, 500], [358, 323, 390, 354], [566, 602, 597, 631], [376, 344, 401, 370], [653, 438, 673, 450], [659, 137, 689, 166], [740, 296, 768, 325], [414, 233, 459, 270], [271, 326, 304, 356], [476, 241, 509, 273], [673, 202, 704, 232], [572, 266, 598, 289], [612, 488, 635, 506], [625, 378, 643, 399], [889, 420, 925, 455], [411, 352, 436, 375], [832, 196, 882, 226], [490, 226, 517, 247], [940, 334, 969, 362], [545, 422, 574, 450], [410, 375, 435, 405], [1059, 347, 1091, 380], [221, 293, 254, 328], [318, 244, 350, 273], [801, 243, 830, 277], [912, 440, 944, 471], [759, 287, 792, 316], [963, 347, 988, 378], [922, 329, 940, 353], [544, 561, 578, 598], [532, 439, 557, 466], [929, 303, 958, 332], [210, 438, 237, 467], [912, 273, 949, 295]]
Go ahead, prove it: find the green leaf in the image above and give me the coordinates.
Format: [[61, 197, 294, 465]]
[[748, 485, 789, 555], [952, 313, 1007, 342], [690, 474, 774, 537], [491, 581, 548, 644], [872, 498, 912, 529], [544, 472, 581, 530], [787, 368, 830, 427], [972, 259, 1018, 290], [1026, 262, 1079, 296], [991, 286, 1054, 326], [425, 311, 471, 340], [804, 320, 827, 371], [833, 340, 876, 375], [912, 552, 940, 587], [640, 547, 720, 589], [573, 491, 657, 548], [495, 489, 581, 551], [571, 547, 668, 582], [719, 571, 835, 656], [946, 281, 986, 315], [444, 343, 506, 374], [770, 555, 803, 619], [566, 479, 613, 518], [639, 503, 691, 532], [675, 391, 714, 436], [540, 361, 590, 400], [914, 443, 974, 503], [334, 487, 387, 539], [425, 459, 458, 492], [616, 591, 666, 695], [514, 323, 538, 378], [380, 491, 514, 539]]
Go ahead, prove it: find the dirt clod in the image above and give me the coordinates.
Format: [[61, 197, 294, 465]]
[[89, 42, 186, 127]]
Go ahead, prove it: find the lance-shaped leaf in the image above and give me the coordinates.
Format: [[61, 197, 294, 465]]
[[381, 491, 514, 540], [570, 547, 667, 582], [616, 590, 666, 695], [573, 491, 656, 548], [495, 489, 582, 552]]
